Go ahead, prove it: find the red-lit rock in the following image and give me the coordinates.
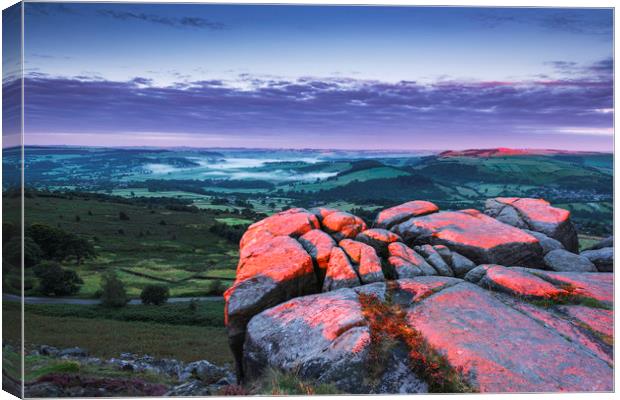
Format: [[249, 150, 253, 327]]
[[244, 287, 427, 394], [355, 228, 402, 256], [388, 242, 437, 276], [374, 200, 439, 229], [485, 198, 578, 253], [414, 245, 454, 277], [339, 239, 385, 284], [322, 211, 367, 241], [309, 207, 340, 222], [406, 282, 613, 392], [225, 234, 318, 382], [509, 301, 612, 365], [393, 209, 543, 266], [558, 305, 613, 338], [387, 256, 424, 279], [298, 229, 337, 280], [225, 236, 316, 338], [239, 208, 319, 258], [474, 265, 566, 299], [322, 247, 361, 291], [523, 269, 613, 307]]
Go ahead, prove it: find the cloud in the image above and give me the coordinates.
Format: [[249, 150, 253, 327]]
[[474, 10, 612, 36], [18, 65, 612, 144], [26, 3, 79, 16], [97, 9, 226, 30], [546, 58, 613, 80]]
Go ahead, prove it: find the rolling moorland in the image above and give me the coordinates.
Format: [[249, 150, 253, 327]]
[[1, 145, 613, 395]]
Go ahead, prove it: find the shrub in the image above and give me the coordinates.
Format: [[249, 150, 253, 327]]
[[100, 273, 129, 308], [35, 261, 83, 296], [119, 211, 130, 221], [140, 285, 170, 305]]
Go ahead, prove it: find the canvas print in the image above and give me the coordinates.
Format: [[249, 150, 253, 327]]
[[1, 2, 614, 397]]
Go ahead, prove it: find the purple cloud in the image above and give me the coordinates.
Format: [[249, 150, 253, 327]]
[[19, 60, 613, 149]]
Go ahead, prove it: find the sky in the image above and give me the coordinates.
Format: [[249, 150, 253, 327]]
[[6, 3, 614, 150]]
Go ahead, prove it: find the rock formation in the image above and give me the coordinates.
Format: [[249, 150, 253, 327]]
[[224, 198, 613, 393]]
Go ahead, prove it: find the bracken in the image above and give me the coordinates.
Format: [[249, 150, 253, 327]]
[[359, 291, 474, 393]]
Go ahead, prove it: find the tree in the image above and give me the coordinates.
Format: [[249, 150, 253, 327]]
[[26, 224, 68, 260], [100, 273, 129, 308], [34, 261, 83, 296], [65, 237, 96, 265], [26, 223, 96, 264], [140, 285, 169, 305], [119, 211, 130, 221], [4, 236, 43, 268]]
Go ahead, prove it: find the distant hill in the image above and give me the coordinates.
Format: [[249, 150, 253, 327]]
[[438, 148, 605, 158]]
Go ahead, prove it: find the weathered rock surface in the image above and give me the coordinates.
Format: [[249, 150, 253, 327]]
[[406, 282, 611, 392], [586, 236, 613, 250], [225, 198, 612, 393], [243, 288, 378, 393], [355, 228, 402, 257], [524, 269, 613, 306], [323, 247, 361, 291], [558, 305, 613, 338], [449, 252, 476, 277], [244, 278, 613, 393], [522, 229, 564, 254], [472, 265, 566, 299], [374, 200, 439, 229], [239, 208, 319, 258], [580, 247, 613, 272], [544, 249, 597, 272], [393, 209, 543, 266], [485, 197, 579, 252], [322, 211, 367, 241], [298, 229, 337, 280], [415, 245, 454, 277], [339, 239, 385, 284], [388, 242, 437, 277]]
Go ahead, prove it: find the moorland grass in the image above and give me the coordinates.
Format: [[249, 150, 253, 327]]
[[3, 301, 225, 327], [3, 303, 232, 365]]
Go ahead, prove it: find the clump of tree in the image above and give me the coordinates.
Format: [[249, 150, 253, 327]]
[[100, 273, 129, 308], [140, 284, 169, 305], [34, 261, 83, 296], [26, 224, 96, 265], [209, 222, 249, 244]]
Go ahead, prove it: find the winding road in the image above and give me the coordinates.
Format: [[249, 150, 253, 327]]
[[3, 294, 223, 305]]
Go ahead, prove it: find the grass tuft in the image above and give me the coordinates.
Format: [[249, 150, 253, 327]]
[[251, 367, 341, 395]]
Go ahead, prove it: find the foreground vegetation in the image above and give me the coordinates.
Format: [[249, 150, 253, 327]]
[[3, 301, 232, 364]]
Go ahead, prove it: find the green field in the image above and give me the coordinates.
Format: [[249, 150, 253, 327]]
[[4, 193, 242, 298]]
